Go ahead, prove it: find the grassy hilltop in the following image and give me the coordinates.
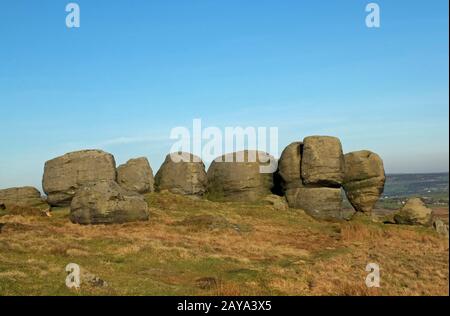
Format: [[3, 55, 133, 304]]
[[0, 191, 448, 296]]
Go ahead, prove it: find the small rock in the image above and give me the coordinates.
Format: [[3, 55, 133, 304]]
[[263, 194, 288, 211], [432, 217, 449, 238], [81, 269, 108, 288], [195, 277, 217, 290], [393, 198, 433, 226]]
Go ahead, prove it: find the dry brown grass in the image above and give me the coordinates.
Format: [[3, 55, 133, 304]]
[[0, 191, 448, 296]]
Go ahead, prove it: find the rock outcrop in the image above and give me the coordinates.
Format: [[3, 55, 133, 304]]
[[42, 150, 117, 207], [285, 187, 346, 220], [277, 142, 303, 192], [117, 157, 154, 194], [155, 152, 207, 196], [301, 136, 344, 187], [276, 137, 352, 220], [70, 180, 149, 225], [394, 198, 433, 226], [0, 186, 47, 209], [207, 150, 274, 202], [343, 150, 385, 214]]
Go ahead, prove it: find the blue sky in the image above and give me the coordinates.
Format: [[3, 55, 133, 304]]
[[0, 0, 448, 190]]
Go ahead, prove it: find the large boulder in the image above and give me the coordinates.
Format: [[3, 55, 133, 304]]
[[42, 150, 117, 207], [285, 187, 350, 220], [70, 180, 149, 225], [276, 142, 303, 192], [154, 152, 207, 195], [0, 186, 47, 209], [301, 136, 345, 187], [394, 198, 433, 226], [207, 150, 274, 202], [343, 150, 385, 214], [117, 157, 154, 194]]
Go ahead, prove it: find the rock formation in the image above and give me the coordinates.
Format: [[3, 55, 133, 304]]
[[117, 157, 154, 194], [343, 150, 385, 214], [154, 152, 207, 195], [3, 135, 387, 223], [70, 180, 149, 225], [207, 150, 274, 202], [0, 186, 47, 209], [42, 150, 117, 206], [276, 136, 350, 220]]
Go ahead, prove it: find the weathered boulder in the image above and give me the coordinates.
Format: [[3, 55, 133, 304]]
[[70, 180, 149, 225], [117, 157, 154, 194], [285, 187, 349, 220], [394, 198, 433, 226], [154, 152, 207, 196], [343, 150, 385, 214], [432, 218, 449, 238], [207, 150, 274, 202], [276, 142, 303, 192], [301, 136, 344, 187], [42, 150, 117, 207], [0, 186, 47, 209]]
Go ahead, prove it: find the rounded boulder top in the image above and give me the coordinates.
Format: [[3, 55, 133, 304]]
[[206, 150, 275, 202], [117, 157, 154, 194], [154, 152, 207, 196], [42, 149, 117, 207]]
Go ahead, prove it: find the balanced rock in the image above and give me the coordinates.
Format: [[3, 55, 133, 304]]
[[394, 198, 433, 226], [343, 150, 385, 213], [277, 142, 303, 192], [155, 152, 207, 195], [285, 187, 347, 220], [70, 180, 149, 225], [42, 150, 117, 207], [117, 157, 154, 194], [301, 136, 344, 187], [207, 150, 274, 202], [0, 186, 46, 208]]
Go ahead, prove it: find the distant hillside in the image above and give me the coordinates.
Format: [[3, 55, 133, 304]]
[[383, 173, 448, 198], [376, 173, 449, 209]]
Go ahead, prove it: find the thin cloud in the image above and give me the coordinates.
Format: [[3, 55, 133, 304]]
[[97, 135, 169, 147]]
